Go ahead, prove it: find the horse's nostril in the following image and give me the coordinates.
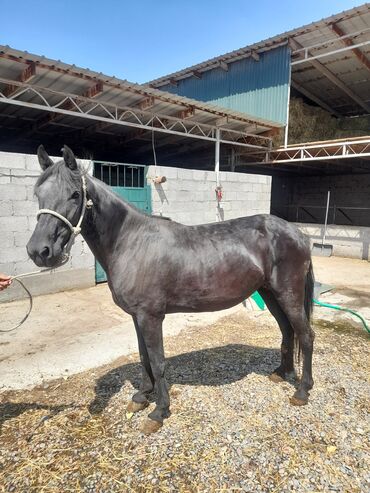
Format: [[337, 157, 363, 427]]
[[40, 246, 50, 259]]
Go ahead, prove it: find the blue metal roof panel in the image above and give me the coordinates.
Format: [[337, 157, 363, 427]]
[[159, 46, 290, 125]]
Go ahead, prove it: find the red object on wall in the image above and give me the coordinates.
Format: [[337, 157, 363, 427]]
[[215, 186, 223, 201]]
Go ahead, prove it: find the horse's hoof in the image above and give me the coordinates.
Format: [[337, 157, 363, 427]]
[[141, 418, 163, 435], [269, 373, 285, 383], [290, 396, 308, 406], [127, 400, 149, 414]]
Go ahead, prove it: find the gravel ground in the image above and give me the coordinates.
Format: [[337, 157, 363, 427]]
[[0, 309, 369, 492]]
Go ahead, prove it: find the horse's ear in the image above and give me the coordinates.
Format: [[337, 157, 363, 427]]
[[37, 145, 53, 170], [62, 145, 77, 170]]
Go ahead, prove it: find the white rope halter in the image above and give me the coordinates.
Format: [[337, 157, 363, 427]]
[[36, 173, 93, 262]]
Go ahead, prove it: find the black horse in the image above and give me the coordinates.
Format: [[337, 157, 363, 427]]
[[27, 145, 315, 434]]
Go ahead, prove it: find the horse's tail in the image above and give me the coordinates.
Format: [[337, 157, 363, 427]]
[[295, 259, 315, 365], [304, 260, 315, 322]]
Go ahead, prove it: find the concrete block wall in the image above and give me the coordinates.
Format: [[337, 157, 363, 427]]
[[272, 174, 370, 226], [0, 151, 95, 301], [298, 223, 370, 261], [148, 166, 271, 224]]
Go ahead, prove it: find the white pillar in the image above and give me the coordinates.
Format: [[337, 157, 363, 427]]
[[215, 127, 220, 186], [284, 61, 292, 148]]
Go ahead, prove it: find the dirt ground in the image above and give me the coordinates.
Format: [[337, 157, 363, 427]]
[[0, 256, 369, 492]]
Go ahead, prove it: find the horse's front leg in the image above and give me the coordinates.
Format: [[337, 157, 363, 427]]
[[135, 311, 169, 434], [127, 316, 155, 414]]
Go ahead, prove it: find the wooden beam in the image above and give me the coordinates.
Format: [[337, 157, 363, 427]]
[[3, 62, 36, 97], [292, 38, 370, 113], [331, 23, 370, 72], [291, 80, 340, 116], [192, 70, 202, 79], [218, 61, 228, 71], [137, 96, 155, 110], [169, 78, 178, 86], [84, 81, 103, 98], [216, 117, 229, 126], [251, 51, 260, 62], [178, 107, 195, 119]]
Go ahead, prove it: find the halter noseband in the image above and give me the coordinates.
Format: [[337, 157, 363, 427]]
[[36, 173, 93, 262]]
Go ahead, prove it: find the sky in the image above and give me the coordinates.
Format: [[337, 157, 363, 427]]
[[0, 0, 364, 83]]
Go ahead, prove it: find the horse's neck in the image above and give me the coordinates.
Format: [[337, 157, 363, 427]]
[[81, 176, 143, 272]]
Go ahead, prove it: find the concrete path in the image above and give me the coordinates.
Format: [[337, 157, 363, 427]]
[[0, 256, 369, 390], [0, 284, 242, 390]]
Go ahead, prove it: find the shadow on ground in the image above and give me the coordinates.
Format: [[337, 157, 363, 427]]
[[0, 344, 280, 431], [89, 343, 280, 414]]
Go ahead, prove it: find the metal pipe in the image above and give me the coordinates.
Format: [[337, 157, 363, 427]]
[[291, 27, 370, 55], [284, 58, 292, 148], [215, 127, 220, 186], [291, 40, 370, 65]]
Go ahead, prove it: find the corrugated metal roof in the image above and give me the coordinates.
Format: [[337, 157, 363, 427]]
[[0, 45, 280, 133], [148, 3, 370, 117]]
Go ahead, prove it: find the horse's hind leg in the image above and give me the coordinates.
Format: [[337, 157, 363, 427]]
[[271, 290, 314, 405], [258, 288, 295, 382], [127, 316, 155, 414]]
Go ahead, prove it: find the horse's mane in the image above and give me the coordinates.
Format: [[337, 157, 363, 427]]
[[153, 214, 172, 221], [35, 160, 81, 191]]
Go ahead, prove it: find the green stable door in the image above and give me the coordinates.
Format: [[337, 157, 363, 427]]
[[94, 162, 152, 283]]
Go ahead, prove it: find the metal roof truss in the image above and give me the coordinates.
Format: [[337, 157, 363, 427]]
[[0, 77, 271, 152]]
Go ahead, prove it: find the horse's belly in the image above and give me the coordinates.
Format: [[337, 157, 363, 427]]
[[166, 268, 263, 313]]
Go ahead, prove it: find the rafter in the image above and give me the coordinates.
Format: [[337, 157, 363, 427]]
[[192, 70, 202, 79], [137, 96, 155, 110], [291, 38, 370, 113], [331, 23, 370, 72], [218, 61, 228, 72], [3, 62, 36, 97], [291, 80, 340, 116]]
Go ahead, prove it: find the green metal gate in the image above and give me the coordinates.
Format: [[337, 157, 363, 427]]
[[93, 161, 152, 283]]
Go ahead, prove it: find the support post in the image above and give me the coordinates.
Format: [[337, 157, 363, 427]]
[[215, 128, 223, 221], [215, 127, 220, 185], [284, 60, 292, 148]]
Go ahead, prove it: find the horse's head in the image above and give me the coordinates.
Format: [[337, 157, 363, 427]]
[[27, 145, 85, 267]]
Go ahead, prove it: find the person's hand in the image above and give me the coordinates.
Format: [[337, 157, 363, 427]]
[[0, 274, 12, 291]]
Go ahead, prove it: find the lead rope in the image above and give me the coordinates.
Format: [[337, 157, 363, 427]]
[[0, 171, 93, 333]]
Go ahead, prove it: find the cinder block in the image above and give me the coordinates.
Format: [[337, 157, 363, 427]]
[[0, 216, 28, 232], [205, 171, 216, 182], [71, 252, 95, 270], [13, 259, 36, 275], [0, 184, 27, 201], [25, 154, 42, 171], [0, 201, 13, 216], [0, 168, 11, 184], [162, 167, 178, 180], [0, 152, 26, 170], [192, 170, 206, 181], [0, 262, 16, 276], [14, 231, 32, 247], [12, 200, 39, 216], [26, 185, 37, 201], [11, 169, 40, 185], [178, 169, 192, 180], [1, 247, 29, 263], [2, 232, 14, 248]]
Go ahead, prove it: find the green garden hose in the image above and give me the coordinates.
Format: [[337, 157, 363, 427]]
[[313, 298, 370, 334], [249, 292, 369, 334]]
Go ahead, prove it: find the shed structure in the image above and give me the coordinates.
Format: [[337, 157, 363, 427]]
[[148, 3, 370, 259]]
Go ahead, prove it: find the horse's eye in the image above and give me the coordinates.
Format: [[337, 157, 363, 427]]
[[71, 191, 80, 200]]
